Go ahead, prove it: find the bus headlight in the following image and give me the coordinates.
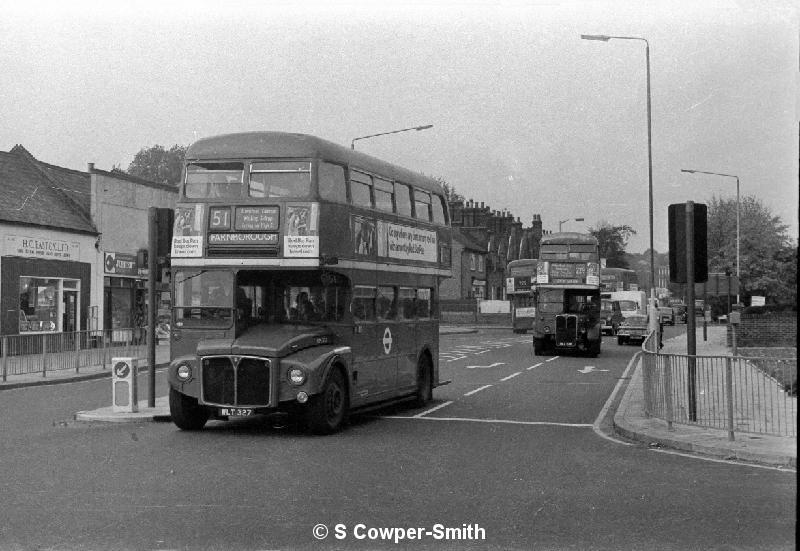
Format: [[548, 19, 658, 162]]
[[288, 367, 307, 386], [176, 363, 193, 382]]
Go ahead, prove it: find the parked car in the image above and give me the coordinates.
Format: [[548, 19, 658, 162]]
[[617, 314, 649, 345], [600, 299, 624, 335]]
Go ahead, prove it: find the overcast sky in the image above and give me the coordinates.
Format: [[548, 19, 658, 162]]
[[2, 0, 797, 253]]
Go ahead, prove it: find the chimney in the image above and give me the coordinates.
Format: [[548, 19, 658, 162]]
[[87, 162, 95, 172]]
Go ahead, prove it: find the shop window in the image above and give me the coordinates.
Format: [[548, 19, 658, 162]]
[[19, 277, 79, 333]]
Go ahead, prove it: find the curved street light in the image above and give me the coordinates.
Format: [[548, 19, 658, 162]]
[[581, 33, 657, 332], [351, 125, 433, 149], [558, 217, 585, 232], [681, 169, 740, 304]]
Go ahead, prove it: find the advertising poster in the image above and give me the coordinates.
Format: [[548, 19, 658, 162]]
[[171, 204, 204, 258], [376, 221, 437, 263], [352, 215, 376, 256], [284, 203, 319, 257]]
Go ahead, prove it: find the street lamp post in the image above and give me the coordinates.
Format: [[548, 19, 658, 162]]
[[681, 169, 740, 304], [581, 33, 657, 331], [558, 217, 585, 232], [351, 125, 433, 149]]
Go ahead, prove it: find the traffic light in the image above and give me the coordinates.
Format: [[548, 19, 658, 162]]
[[668, 202, 708, 283]]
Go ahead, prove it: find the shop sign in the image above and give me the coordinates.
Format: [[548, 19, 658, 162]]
[[6, 235, 80, 261], [104, 252, 146, 276]]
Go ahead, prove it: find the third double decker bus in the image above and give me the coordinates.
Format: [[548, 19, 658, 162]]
[[167, 131, 452, 433], [506, 258, 537, 333]]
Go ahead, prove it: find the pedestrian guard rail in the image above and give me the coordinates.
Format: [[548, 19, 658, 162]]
[[640, 331, 797, 439], [1, 329, 147, 381]]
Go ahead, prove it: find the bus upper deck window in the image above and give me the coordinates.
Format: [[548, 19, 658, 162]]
[[413, 190, 432, 222], [395, 183, 412, 217], [349, 170, 373, 208], [373, 177, 394, 213], [249, 161, 312, 198], [432, 195, 447, 225], [185, 162, 244, 199]]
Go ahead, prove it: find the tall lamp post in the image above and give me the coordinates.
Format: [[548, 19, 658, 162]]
[[558, 217, 584, 232], [351, 125, 433, 149], [681, 169, 740, 304], [581, 33, 657, 331]]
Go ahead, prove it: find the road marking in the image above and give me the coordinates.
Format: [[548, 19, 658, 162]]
[[527, 362, 544, 370], [578, 366, 609, 374], [500, 372, 522, 382], [384, 416, 593, 428], [465, 362, 506, 369], [464, 385, 493, 396], [545, 356, 560, 362], [413, 400, 454, 418], [592, 352, 639, 446]]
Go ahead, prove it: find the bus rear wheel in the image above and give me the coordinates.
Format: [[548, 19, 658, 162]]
[[413, 355, 433, 408], [169, 388, 210, 431], [306, 368, 347, 434]]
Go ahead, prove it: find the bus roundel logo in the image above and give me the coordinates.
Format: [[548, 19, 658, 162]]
[[382, 327, 392, 355]]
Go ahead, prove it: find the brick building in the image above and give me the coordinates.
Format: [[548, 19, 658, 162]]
[[442, 199, 543, 300]]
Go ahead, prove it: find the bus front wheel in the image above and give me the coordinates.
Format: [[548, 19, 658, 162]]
[[306, 368, 347, 434], [169, 388, 210, 431]]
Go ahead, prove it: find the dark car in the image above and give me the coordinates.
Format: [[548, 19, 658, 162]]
[[617, 314, 649, 345], [600, 299, 624, 335]]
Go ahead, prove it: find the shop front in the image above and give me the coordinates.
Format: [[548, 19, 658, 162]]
[[103, 251, 148, 342], [1, 249, 91, 336]]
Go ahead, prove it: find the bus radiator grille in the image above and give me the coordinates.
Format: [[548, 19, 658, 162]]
[[202, 357, 271, 407], [555, 315, 578, 347]]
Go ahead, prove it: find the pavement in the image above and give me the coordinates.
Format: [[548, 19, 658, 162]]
[[2, 324, 795, 468]]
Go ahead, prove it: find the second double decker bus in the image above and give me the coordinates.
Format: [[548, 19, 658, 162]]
[[167, 132, 452, 433], [532, 232, 601, 356]]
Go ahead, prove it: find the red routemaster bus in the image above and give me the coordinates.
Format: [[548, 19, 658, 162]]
[[167, 132, 452, 433]]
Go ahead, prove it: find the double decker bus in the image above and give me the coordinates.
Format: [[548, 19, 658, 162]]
[[167, 132, 452, 433], [599, 267, 639, 293], [506, 258, 537, 333], [532, 232, 601, 356]]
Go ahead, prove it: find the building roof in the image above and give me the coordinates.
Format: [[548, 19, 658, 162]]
[[0, 147, 97, 235]]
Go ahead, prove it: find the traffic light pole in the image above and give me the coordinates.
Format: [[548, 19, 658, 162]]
[[685, 201, 697, 422], [147, 207, 158, 408]]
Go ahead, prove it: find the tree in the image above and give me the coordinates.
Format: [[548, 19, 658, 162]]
[[707, 194, 795, 308], [589, 223, 637, 269], [438, 180, 464, 203], [127, 144, 187, 185]]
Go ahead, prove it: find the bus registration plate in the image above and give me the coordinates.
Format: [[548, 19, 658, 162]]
[[220, 408, 253, 417]]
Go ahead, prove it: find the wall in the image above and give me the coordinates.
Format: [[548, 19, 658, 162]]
[[726, 313, 797, 347]]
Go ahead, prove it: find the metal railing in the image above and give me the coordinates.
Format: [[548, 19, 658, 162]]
[[1, 329, 147, 381], [641, 332, 797, 439]]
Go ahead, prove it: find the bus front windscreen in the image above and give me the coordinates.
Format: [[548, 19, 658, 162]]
[[618, 300, 638, 313], [174, 269, 235, 327]]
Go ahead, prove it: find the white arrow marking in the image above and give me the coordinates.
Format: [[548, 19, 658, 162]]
[[578, 366, 609, 374], [465, 362, 506, 369]]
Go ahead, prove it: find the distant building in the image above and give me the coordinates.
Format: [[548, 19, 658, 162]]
[[0, 145, 177, 336], [442, 199, 543, 300]]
